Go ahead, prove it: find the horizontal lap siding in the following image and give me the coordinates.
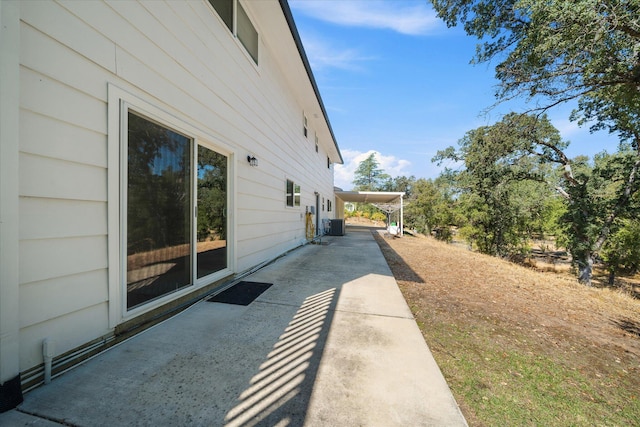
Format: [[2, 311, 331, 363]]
[[19, 153, 106, 202], [20, 111, 107, 168], [20, 270, 109, 328], [20, 198, 106, 241], [17, 0, 336, 370], [19, 0, 113, 371], [19, 304, 109, 372]]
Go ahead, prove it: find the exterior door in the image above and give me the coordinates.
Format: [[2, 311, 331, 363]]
[[124, 111, 228, 310]]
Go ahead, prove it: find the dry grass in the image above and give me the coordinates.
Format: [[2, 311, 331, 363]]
[[372, 228, 640, 426]]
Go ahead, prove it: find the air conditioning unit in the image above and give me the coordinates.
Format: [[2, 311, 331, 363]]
[[329, 219, 345, 236]]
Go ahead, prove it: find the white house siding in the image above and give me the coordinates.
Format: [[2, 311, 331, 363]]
[[11, 0, 340, 381], [0, 0, 21, 389]]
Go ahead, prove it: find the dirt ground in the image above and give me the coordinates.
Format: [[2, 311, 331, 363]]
[[368, 225, 640, 425], [375, 229, 640, 351]]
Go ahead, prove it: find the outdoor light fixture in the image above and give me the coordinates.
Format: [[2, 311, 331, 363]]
[[247, 155, 258, 167]]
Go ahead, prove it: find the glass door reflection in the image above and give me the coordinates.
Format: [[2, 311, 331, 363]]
[[197, 145, 227, 279], [126, 112, 192, 309]]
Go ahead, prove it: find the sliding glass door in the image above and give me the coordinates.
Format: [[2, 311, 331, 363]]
[[197, 145, 227, 279], [125, 111, 228, 310]]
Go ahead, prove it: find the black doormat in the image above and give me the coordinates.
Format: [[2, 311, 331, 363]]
[[207, 281, 273, 306]]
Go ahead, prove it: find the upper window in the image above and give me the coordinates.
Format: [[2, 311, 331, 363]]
[[315, 134, 319, 152], [209, 0, 232, 31], [303, 115, 308, 138], [209, 0, 258, 64], [237, 2, 258, 63]]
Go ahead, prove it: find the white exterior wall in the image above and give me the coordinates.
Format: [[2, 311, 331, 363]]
[[0, 0, 22, 386], [10, 0, 339, 377]]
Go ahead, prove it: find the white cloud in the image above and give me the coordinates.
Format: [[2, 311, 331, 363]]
[[551, 117, 582, 139], [334, 149, 411, 190], [301, 35, 375, 71], [290, 0, 440, 36]]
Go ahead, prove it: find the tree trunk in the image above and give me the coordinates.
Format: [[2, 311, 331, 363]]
[[577, 252, 593, 286], [608, 269, 615, 286]]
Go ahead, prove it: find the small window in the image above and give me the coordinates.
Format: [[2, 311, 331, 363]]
[[237, 2, 258, 64], [286, 180, 301, 207], [294, 184, 301, 206], [286, 179, 294, 207], [209, 0, 258, 64], [209, 0, 232, 31], [327, 156, 330, 169], [303, 115, 308, 138], [315, 134, 319, 152], [322, 197, 325, 211], [328, 200, 332, 212]]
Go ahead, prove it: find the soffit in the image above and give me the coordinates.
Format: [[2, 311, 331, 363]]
[[334, 191, 405, 204]]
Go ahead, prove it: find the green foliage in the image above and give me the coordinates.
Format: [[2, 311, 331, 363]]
[[538, 196, 567, 238], [433, 114, 559, 257], [404, 177, 460, 240], [127, 113, 192, 254], [430, 0, 640, 284], [430, 0, 640, 140], [197, 147, 227, 242], [381, 175, 416, 196], [371, 211, 386, 222], [601, 219, 640, 281], [553, 149, 640, 283]]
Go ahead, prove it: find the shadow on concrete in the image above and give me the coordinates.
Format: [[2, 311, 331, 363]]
[[371, 231, 425, 284], [224, 288, 338, 426], [6, 225, 468, 426]]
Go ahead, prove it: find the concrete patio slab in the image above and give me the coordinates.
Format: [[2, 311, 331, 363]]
[[2, 226, 467, 426]]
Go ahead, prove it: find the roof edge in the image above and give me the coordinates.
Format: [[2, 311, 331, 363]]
[[278, 0, 343, 164]]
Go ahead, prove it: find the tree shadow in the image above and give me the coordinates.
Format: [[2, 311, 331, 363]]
[[612, 317, 640, 338]]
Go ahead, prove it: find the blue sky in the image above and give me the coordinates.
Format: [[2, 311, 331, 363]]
[[289, 0, 620, 191]]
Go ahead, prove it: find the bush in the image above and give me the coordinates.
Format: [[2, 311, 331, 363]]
[[371, 212, 386, 222], [432, 226, 453, 242]]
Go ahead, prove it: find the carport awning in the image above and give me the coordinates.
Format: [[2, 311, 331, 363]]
[[334, 191, 404, 205], [334, 191, 405, 236]]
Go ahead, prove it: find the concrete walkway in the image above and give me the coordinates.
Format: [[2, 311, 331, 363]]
[[1, 226, 467, 426]]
